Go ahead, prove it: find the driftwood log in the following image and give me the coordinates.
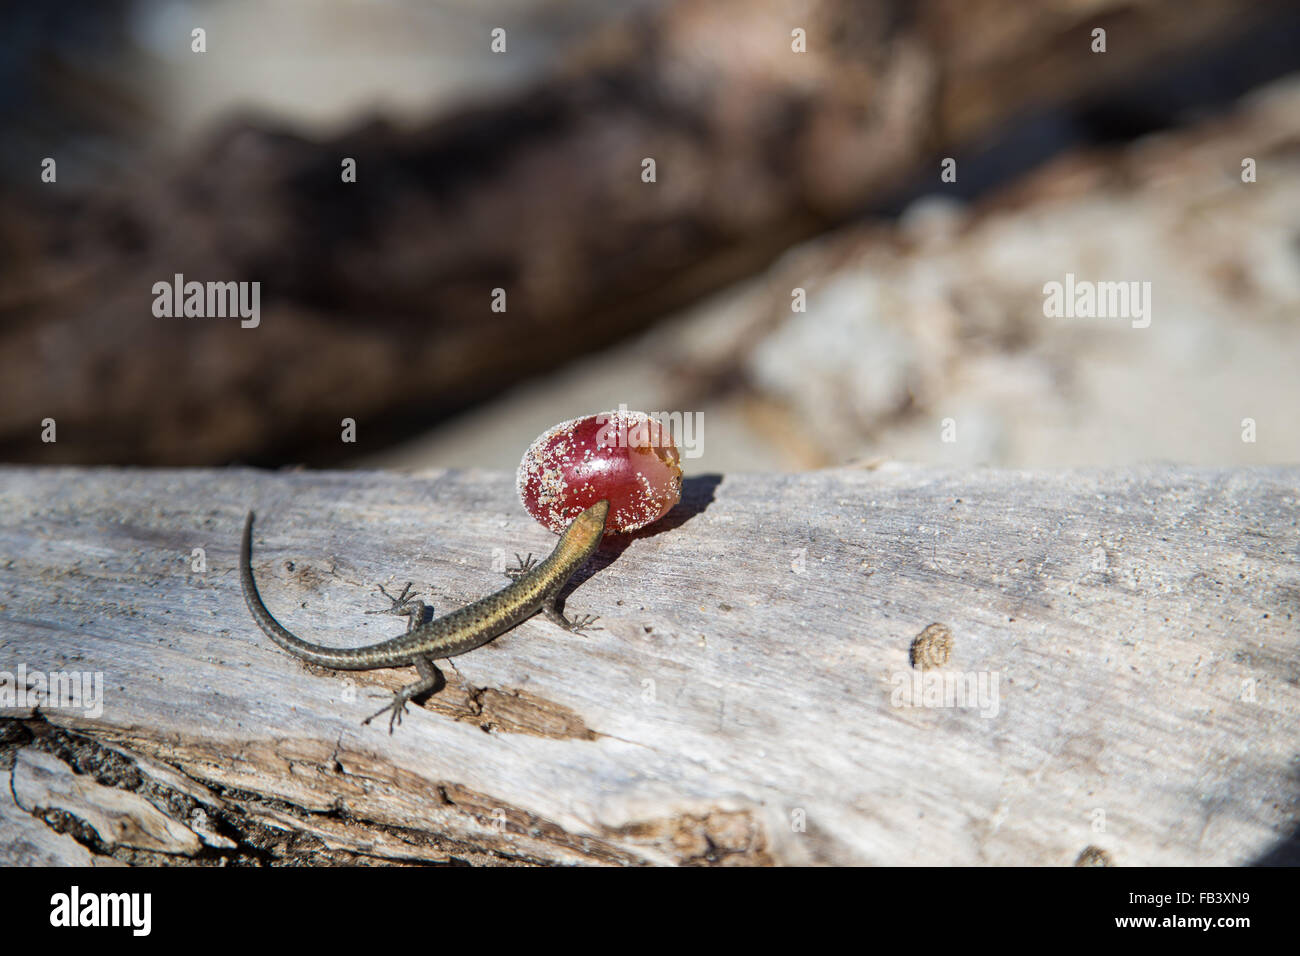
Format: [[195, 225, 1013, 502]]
[[2, 0, 1293, 465], [1, 465, 1296, 865]]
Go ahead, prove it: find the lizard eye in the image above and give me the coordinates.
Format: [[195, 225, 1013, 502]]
[[516, 410, 682, 535]]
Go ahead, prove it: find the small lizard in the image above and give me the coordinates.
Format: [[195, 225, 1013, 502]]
[[239, 499, 608, 732]]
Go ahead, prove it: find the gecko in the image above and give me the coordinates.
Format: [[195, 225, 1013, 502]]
[[239, 499, 609, 732]]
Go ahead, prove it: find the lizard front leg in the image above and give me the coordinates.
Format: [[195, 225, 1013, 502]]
[[542, 599, 601, 634], [505, 552, 537, 580]]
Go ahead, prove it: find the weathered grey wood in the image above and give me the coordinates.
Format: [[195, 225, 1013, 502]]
[[0, 465, 1296, 865]]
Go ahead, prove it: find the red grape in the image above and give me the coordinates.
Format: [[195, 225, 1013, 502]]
[[517, 410, 683, 534]]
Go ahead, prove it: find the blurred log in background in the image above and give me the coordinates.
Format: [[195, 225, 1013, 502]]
[[1, 0, 1298, 470]]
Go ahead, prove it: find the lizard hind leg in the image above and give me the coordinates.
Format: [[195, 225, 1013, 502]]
[[362, 656, 444, 734], [366, 582, 431, 633]]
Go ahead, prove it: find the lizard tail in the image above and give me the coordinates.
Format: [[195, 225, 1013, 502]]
[[239, 511, 377, 669]]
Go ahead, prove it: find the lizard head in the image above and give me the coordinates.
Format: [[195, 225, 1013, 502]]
[[552, 499, 609, 565], [578, 498, 610, 534], [564, 498, 609, 540]]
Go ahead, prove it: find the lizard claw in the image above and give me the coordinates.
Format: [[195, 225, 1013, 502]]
[[543, 604, 601, 634], [505, 553, 537, 580], [367, 582, 430, 632], [362, 691, 409, 735], [368, 582, 419, 614], [566, 614, 602, 634]]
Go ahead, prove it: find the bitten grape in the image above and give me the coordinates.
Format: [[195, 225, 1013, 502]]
[[517, 410, 683, 534]]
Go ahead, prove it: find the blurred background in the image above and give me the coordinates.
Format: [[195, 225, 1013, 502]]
[[2, 0, 1298, 474]]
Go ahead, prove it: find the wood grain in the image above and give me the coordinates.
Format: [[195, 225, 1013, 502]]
[[0, 465, 1296, 865]]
